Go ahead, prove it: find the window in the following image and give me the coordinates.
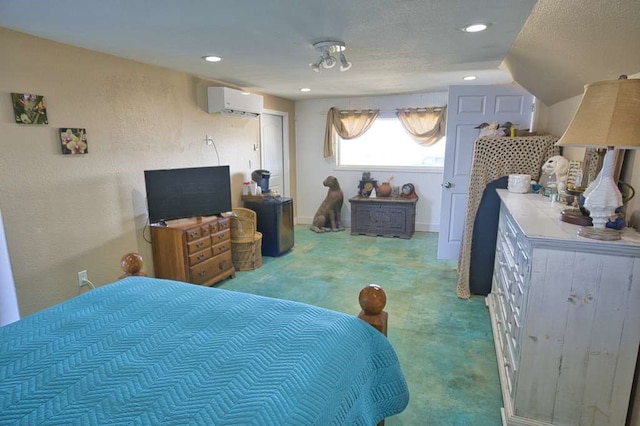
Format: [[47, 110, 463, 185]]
[[337, 115, 445, 168]]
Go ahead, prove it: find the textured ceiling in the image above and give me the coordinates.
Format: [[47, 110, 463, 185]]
[[505, 0, 640, 105], [0, 0, 638, 105], [0, 0, 536, 101]]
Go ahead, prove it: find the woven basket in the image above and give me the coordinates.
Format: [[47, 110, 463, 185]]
[[231, 208, 257, 243], [232, 232, 263, 270]]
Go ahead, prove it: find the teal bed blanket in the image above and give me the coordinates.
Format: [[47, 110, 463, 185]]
[[0, 277, 409, 425]]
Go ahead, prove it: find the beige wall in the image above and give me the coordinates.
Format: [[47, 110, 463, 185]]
[[0, 28, 294, 316], [541, 72, 640, 215]]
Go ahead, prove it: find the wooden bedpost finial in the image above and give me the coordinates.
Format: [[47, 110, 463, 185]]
[[359, 284, 386, 314], [119, 252, 147, 279], [358, 284, 388, 336]]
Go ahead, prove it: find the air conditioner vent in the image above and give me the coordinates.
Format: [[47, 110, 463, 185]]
[[207, 87, 263, 118]]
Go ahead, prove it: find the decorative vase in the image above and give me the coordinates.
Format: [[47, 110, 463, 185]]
[[378, 177, 393, 197]]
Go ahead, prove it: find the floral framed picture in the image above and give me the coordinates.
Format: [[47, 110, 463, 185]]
[[11, 93, 48, 125], [59, 128, 88, 155]]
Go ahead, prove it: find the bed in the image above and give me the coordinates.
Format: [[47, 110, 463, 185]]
[[0, 277, 409, 425]]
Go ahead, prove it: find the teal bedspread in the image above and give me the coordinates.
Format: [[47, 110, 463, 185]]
[[0, 277, 409, 425]]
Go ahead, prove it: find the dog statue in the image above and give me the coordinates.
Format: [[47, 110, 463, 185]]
[[310, 176, 345, 233]]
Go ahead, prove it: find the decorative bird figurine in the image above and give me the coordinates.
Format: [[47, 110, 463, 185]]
[[500, 121, 513, 136], [478, 122, 502, 137], [474, 122, 490, 129]]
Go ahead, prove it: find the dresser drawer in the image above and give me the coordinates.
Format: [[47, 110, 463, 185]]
[[213, 239, 231, 255], [187, 236, 211, 254], [188, 247, 213, 266], [211, 228, 231, 244], [185, 225, 210, 242], [218, 217, 231, 231], [189, 250, 232, 285]]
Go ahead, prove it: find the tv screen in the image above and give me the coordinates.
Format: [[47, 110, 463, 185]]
[[144, 166, 232, 223]]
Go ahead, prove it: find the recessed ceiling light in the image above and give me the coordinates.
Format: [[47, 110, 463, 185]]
[[203, 55, 222, 62], [463, 75, 477, 81], [462, 24, 488, 33], [241, 91, 251, 95], [299, 88, 311, 92]]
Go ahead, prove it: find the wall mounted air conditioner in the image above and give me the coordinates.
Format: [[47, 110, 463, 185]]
[[207, 87, 263, 118]]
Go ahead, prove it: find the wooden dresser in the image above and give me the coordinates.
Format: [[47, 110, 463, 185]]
[[488, 189, 640, 425], [349, 196, 417, 239], [150, 216, 235, 286]]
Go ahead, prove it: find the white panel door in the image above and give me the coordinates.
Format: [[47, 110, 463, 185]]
[[437, 85, 534, 259], [261, 112, 285, 196]]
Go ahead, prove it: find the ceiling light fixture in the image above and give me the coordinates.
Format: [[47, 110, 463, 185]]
[[462, 24, 488, 33], [463, 75, 477, 81], [310, 41, 351, 72], [203, 55, 222, 62], [299, 88, 311, 92]]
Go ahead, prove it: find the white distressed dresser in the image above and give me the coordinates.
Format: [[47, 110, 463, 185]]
[[487, 189, 640, 425]]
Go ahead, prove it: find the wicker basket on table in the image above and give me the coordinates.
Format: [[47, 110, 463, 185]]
[[230, 207, 263, 270]]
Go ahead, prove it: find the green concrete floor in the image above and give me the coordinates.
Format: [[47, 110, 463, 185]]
[[218, 226, 503, 425]]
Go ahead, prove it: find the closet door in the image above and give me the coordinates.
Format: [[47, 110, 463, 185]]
[[437, 85, 533, 260], [261, 111, 290, 197]]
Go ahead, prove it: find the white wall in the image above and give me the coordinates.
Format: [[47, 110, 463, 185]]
[[295, 92, 448, 232]]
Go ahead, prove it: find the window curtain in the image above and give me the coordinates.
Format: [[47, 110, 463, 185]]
[[323, 107, 379, 158], [396, 106, 447, 146]]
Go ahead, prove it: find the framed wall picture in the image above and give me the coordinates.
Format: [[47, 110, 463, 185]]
[[11, 93, 48, 125], [59, 128, 88, 155]]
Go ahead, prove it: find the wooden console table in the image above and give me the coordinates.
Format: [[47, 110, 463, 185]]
[[349, 196, 417, 239]]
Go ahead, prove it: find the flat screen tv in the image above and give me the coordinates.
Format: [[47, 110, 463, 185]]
[[144, 165, 232, 224]]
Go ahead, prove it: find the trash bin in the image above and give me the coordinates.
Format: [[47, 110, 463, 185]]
[[251, 170, 271, 194]]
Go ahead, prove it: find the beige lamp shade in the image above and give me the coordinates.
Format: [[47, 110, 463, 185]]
[[557, 77, 640, 149]]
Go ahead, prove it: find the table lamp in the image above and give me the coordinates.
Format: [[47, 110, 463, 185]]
[[556, 75, 640, 240]]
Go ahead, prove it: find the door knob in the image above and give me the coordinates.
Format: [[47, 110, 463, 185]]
[[442, 182, 452, 188]]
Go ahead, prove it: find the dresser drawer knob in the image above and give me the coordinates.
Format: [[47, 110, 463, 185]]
[[198, 270, 206, 277]]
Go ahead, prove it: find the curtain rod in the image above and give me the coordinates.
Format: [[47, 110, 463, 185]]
[[339, 106, 444, 114]]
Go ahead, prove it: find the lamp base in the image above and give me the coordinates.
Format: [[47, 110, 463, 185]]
[[577, 226, 621, 241], [560, 209, 593, 226]]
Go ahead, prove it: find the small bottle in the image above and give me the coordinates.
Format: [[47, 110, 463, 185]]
[[510, 126, 516, 137], [242, 182, 250, 196]]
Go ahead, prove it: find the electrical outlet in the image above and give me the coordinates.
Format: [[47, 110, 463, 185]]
[[77, 270, 88, 288]]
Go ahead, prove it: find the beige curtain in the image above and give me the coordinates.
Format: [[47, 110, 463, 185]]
[[323, 107, 379, 158], [396, 106, 447, 146]]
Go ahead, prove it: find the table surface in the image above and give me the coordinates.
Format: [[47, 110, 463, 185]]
[[349, 196, 417, 204], [496, 189, 640, 254]]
